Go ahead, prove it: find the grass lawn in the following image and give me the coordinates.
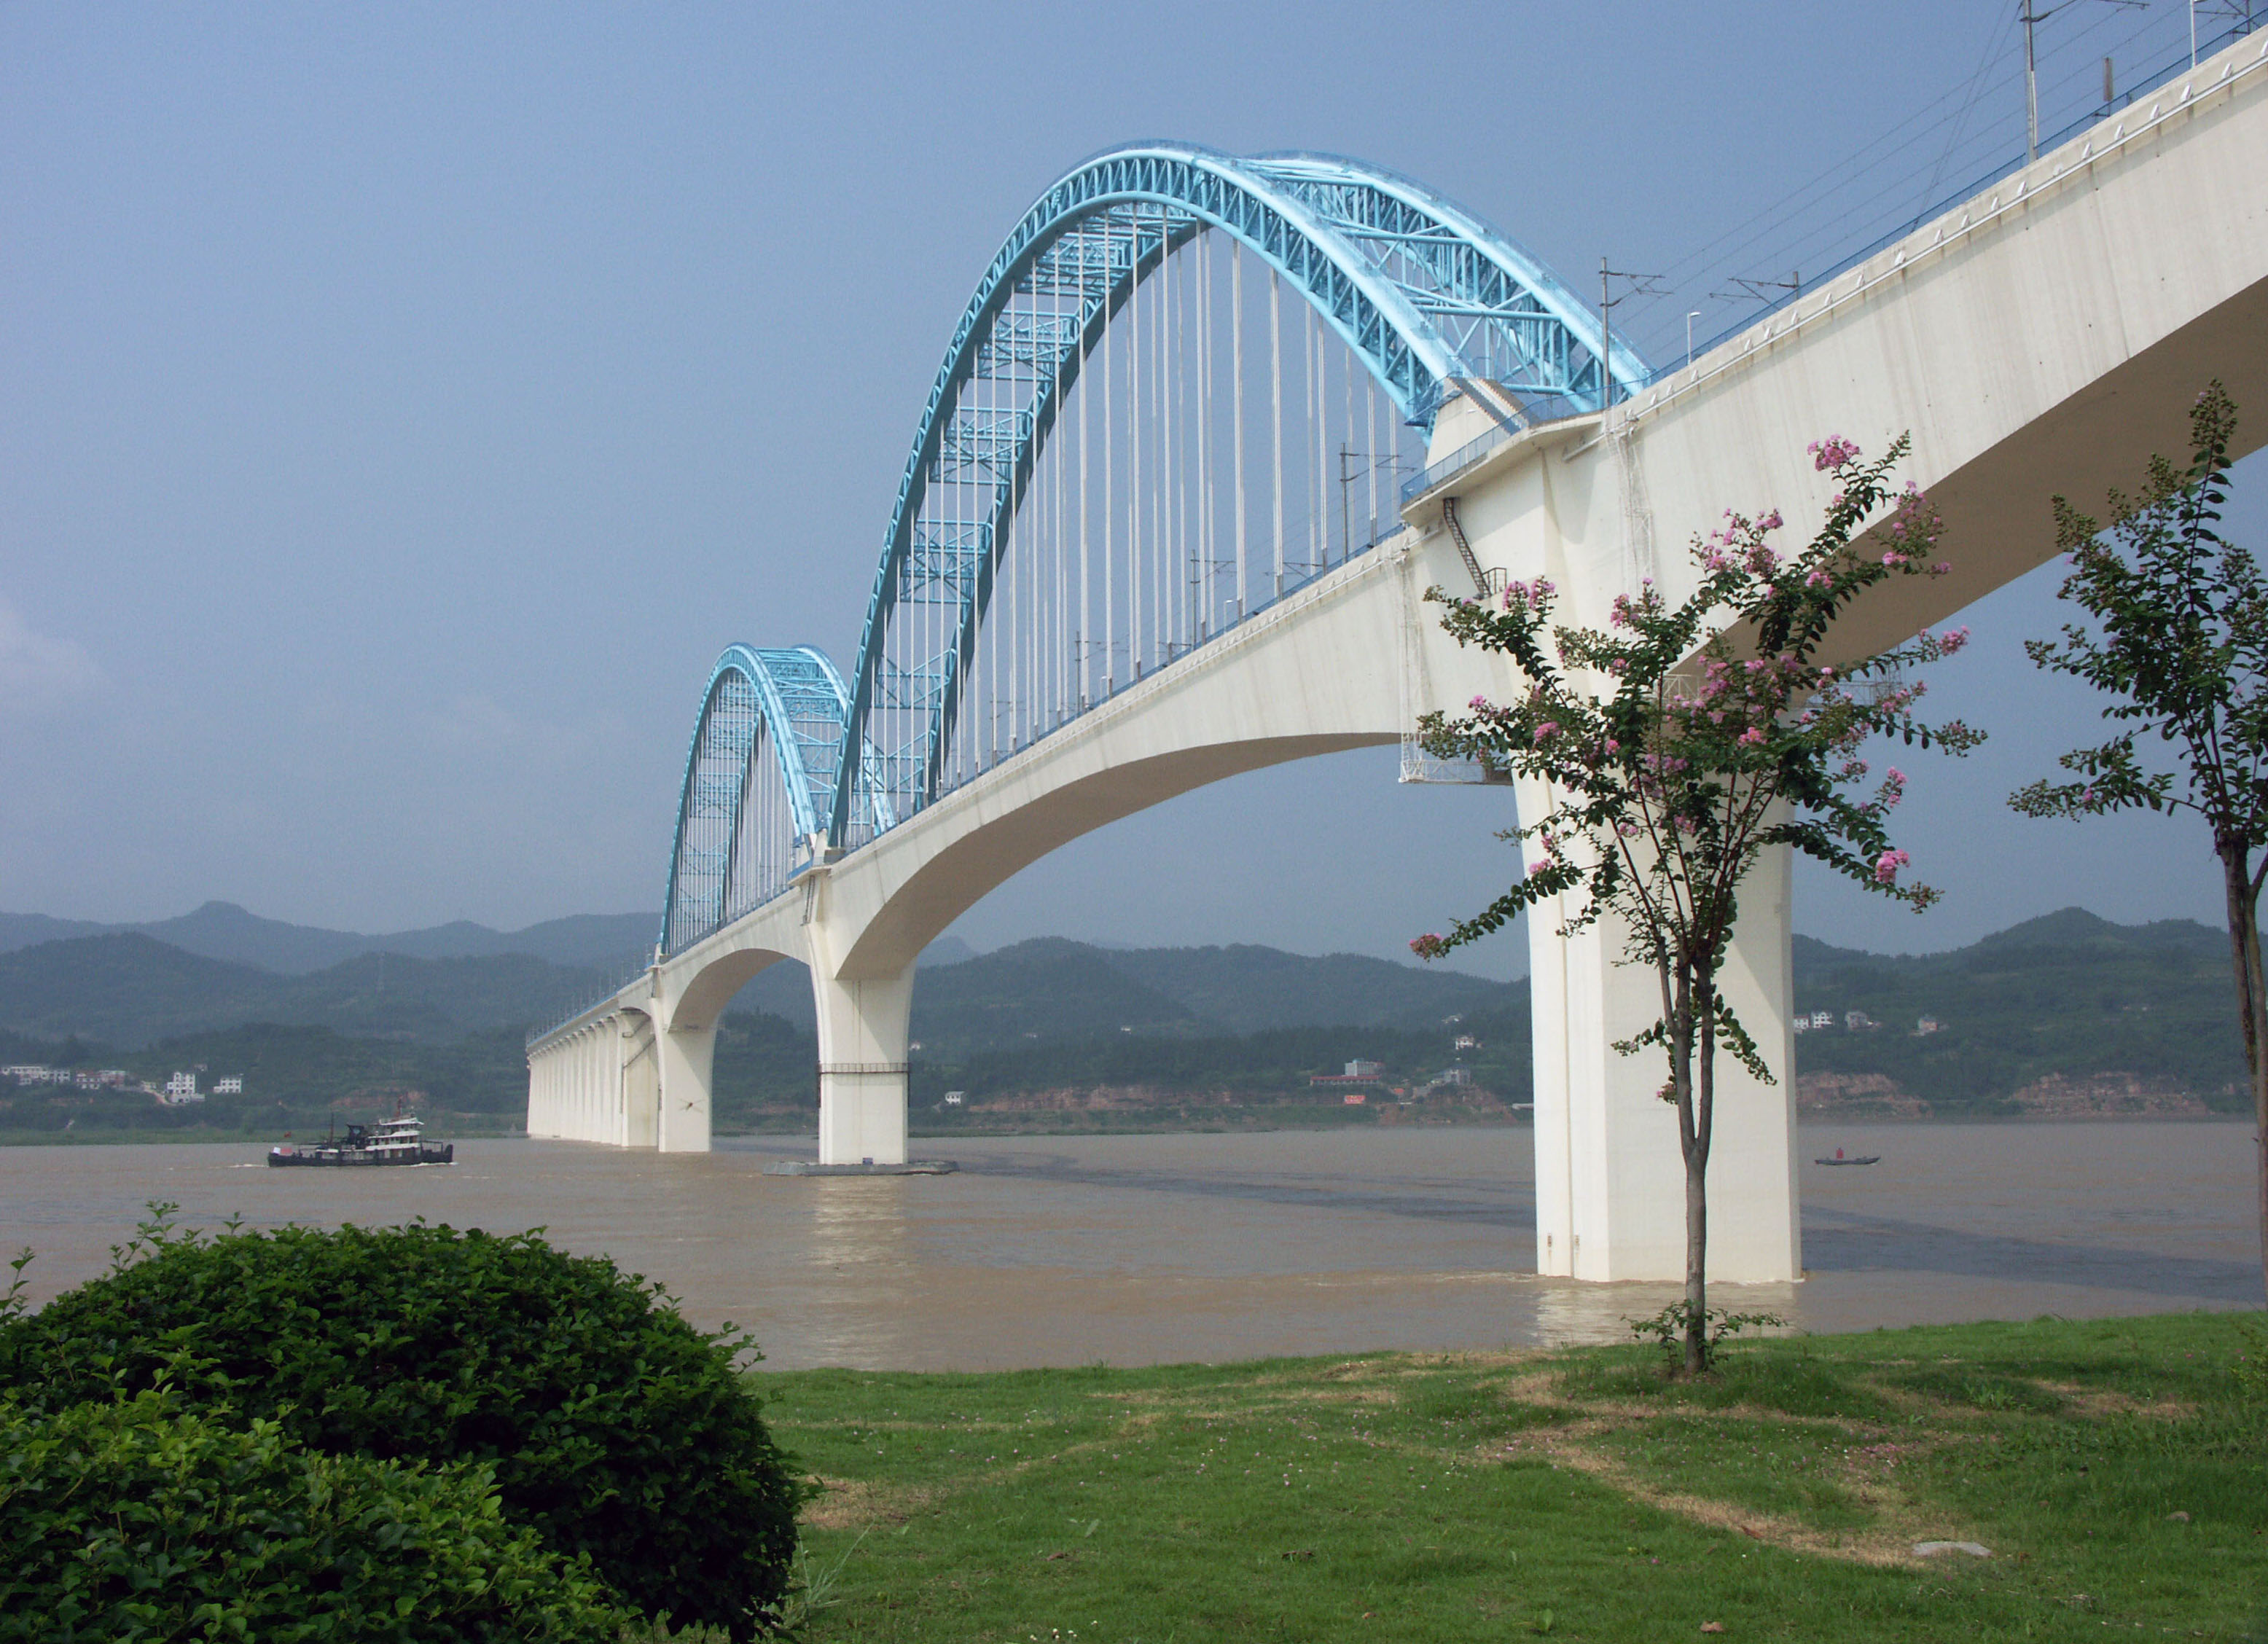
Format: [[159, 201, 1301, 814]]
[[758, 1311, 2268, 1643]]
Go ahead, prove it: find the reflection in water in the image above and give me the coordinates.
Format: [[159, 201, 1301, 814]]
[[797, 1181, 916, 1366], [1533, 1281, 1686, 1347], [0, 1122, 2254, 1371]]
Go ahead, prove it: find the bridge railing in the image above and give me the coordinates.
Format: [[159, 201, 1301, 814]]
[[525, 955, 655, 1052]]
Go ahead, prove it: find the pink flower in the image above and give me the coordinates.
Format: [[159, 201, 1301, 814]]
[[1534, 721, 1560, 741], [1469, 695, 1490, 711], [1938, 626, 1971, 655], [1738, 726, 1766, 745], [1603, 737, 1621, 754], [1410, 933, 1446, 960], [1874, 848, 1909, 885]]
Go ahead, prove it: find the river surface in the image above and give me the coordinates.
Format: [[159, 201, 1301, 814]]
[[1, 1124, 2257, 1371]]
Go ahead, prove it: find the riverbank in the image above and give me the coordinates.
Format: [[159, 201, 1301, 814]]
[[763, 1310, 2267, 1641]]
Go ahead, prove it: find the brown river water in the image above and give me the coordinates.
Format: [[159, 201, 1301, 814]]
[[1, 1124, 2257, 1371]]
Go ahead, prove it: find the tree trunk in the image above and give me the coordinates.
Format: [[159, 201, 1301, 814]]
[[1683, 1146, 1708, 1377], [1682, 983, 1714, 1378], [2226, 848, 2268, 1303]]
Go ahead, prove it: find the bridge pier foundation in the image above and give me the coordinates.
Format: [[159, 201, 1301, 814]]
[[813, 967, 915, 1166], [657, 1019, 714, 1154], [1528, 835, 1800, 1285]]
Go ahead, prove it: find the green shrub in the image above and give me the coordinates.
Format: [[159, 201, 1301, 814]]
[[0, 1220, 805, 1637], [0, 1388, 630, 1642]]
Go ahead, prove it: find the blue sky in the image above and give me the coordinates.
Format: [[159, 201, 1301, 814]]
[[2, 2, 2259, 977]]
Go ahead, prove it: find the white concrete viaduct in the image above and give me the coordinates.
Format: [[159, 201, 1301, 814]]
[[531, 34, 2268, 1284]]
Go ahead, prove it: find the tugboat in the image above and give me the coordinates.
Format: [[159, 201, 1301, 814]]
[[268, 1109, 454, 1167]]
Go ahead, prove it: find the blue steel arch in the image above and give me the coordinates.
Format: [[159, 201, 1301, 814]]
[[660, 643, 884, 955], [829, 141, 1650, 848]]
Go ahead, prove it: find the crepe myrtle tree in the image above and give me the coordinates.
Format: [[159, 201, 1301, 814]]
[[1411, 434, 1982, 1376], [2009, 385, 2268, 1299]]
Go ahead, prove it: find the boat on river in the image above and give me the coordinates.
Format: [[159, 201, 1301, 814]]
[[268, 1111, 453, 1167], [1815, 1148, 1880, 1167]]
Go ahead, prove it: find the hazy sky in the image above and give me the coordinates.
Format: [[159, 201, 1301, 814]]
[[4, 2, 2259, 980]]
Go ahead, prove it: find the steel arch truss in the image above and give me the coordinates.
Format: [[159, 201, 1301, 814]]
[[660, 644, 884, 955], [829, 142, 1649, 848]]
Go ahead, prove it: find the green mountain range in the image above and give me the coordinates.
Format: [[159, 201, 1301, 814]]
[[0, 934, 610, 1047], [0, 926, 1515, 1052], [0, 901, 658, 975], [0, 905, 2253, 1138]]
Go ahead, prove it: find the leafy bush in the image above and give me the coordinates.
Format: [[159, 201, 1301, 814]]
[[0, 1388, 630, 1642], [0, 1218, 805, 1637]]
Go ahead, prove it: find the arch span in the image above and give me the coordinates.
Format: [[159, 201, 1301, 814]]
[[829, 142, 1651, 851], [840, 734, 1393, 981], [667, 942, 797, 1033]]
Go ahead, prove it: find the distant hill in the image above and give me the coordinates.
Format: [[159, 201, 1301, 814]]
[[1092, 942, 1514, 1035], [1794, 907, 2246, 1113], [0, 901, 659, 975], [0, 905, 2253, 1125], [0, 935, 280, 1047], [0, 924, 1511, 1056], [907, 939, 1201, 1057], [717, 937, 1521, 1052], [1791, 908, 2228, 983], [0, 933, 609, 1047]]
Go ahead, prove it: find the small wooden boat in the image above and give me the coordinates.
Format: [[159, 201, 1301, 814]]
[[1814, 1148, 1880, 1167]]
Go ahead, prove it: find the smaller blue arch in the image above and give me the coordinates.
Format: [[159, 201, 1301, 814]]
[[659, 643, 880, 955]]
